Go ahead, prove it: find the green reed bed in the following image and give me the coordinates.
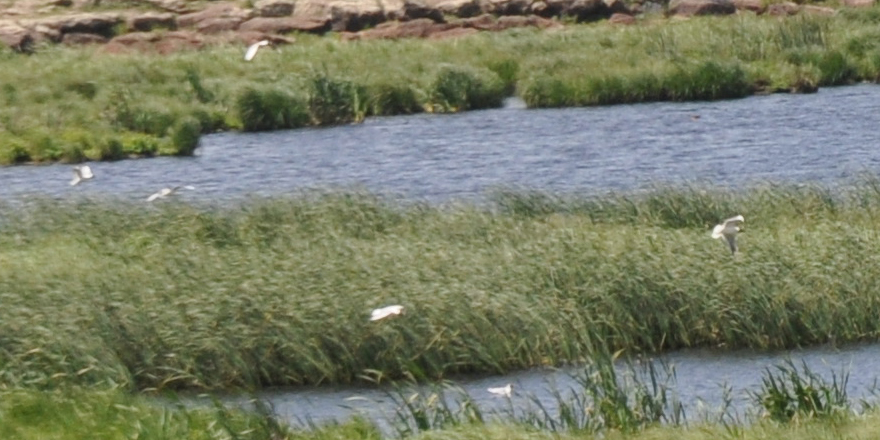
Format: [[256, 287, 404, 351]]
[[3, 9, 880, 163], [3, 181, 880, 391]]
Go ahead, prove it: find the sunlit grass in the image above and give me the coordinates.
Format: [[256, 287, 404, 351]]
[[2, 180, 880, 390], [3, 10, 880, 162]]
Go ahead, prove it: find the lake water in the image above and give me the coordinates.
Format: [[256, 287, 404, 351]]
[[203, 342, 880, 431], [3, 84, 880, 203], [6, 84, 880, 430]]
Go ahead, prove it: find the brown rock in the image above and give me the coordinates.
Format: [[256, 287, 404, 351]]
[[126, 12, 176, 32], [330, 2, 386, 31], [62, 32, 107, 44], [29, 24, 61, 43], [802, 5, 836, 15], [766, 2, 800, 15], [196, 17, 245, 33], [484, 0, 533, 15], [668, 0, 736, 16], [138, 0, 195, 13], [33, 12, 122, 37], [238, 16, 331, 34], [732, 0, 765, 13], [233, 30, 296, 46], [497, 14, 562, 29], [534, 0, 617, 21], [428, 26, 479, 38], [460, 13, 497, 30], [353, 18, 457, 39], [608, 12, 636, 23], [0, 21, 34, 53], [421, 0, 484, 17], [177, 3, 251, 28], [399, 0, 446, 21], [104, 30, 204, 55], [254, 0, 295, 17], [604, 0, 631, 14]]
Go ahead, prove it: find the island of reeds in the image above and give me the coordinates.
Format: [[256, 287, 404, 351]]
[[4, 182, 880, 437], [2, 7, 880, 164]]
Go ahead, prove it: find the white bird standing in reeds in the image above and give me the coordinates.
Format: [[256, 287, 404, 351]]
[[487, 384, 512, 397], [244, 40, 269, 61], [711, 215, 745, 255], [146, 185, 195, 202], [70, 165, 94, 186], [370, 305, 404, 321]]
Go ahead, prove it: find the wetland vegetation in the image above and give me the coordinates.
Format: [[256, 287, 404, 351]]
[[3, 182, 880, 391], [3, 8, 880, 163]]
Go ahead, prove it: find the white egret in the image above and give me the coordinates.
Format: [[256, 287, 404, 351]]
[[711, 215, 745, 255], [70, 165, 94, 186], [146, 185, 195, 202], [487, 384, 512, 397], [370, 305, 404, 321], [244, 40, 269, 61]]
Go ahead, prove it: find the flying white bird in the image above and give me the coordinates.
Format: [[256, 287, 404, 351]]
[[370, 305, 404, 321], [711, 215, 745, 255], [146, 185, 195, 202], [487, 384, 512, 397], [244, 40, 269, 61], [70, 165, 94, 186]]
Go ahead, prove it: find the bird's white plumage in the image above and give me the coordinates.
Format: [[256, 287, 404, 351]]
[[711, 215, 744, 255], [487, 384, 512, 397], [70, 165, 94, 186], [147, 185, 195, 202], [244, 40, 269, 61], [370, 305, 404, 321]]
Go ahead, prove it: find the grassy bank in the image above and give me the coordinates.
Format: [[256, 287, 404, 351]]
[[2, 181, 880, 390], [0, 354, 872, 440], [3, 9, 880, 163]]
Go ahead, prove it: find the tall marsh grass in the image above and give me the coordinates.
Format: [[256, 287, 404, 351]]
[[4, 11, 880, 163], [4, 181, 880, 390]]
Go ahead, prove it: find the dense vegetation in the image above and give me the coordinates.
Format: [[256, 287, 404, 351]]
[[3, 8, 880, 163], [3, 180, 880, 391]]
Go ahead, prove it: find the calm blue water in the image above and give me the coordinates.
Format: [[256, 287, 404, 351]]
[[202, 342, 879, 431], [3, 84, 880, 203], [38, 83, 870, 429], [7, 84, 880, 430]]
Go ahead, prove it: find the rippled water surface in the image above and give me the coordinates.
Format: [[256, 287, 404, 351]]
[[218, 343, 880, 430], [8, 84, 880, 428], [4, 84, 880, 202]]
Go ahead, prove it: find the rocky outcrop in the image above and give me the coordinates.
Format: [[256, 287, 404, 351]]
[[668, 0, 736, 16], [1, 0, 858, 54], [126, 12, 177, 32], [254, 0, 295, 17], [137, 0, 195, 14], [62, 32, 108, 45], [344, 18, 456, 39], [104, 30, 204, 55], [732, 0, 764, 14], [766, 2, 800, 15], [31, 12, 122, 38], [0, 21, 34, 52], [803, 5, 836, 15], [459, 13, 561, 30], [239, 16, 331, 34], [177, 3, 251, 28]]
